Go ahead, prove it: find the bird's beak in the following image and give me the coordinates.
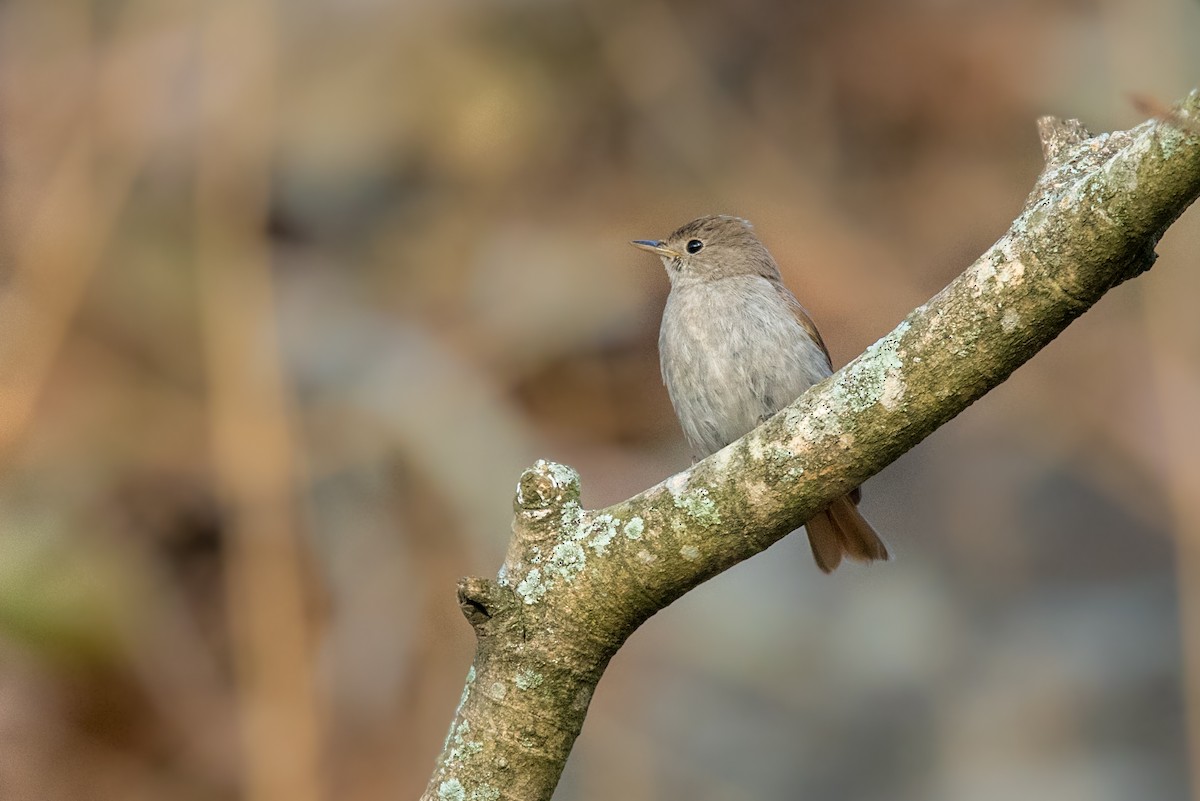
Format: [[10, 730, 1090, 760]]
[[631, 239, 680, 258]]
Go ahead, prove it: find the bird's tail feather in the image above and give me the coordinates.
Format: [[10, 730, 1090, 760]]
[[804, 494, 888, 574]]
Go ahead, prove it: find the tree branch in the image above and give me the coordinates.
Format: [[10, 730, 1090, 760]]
[[419, 90, 1200, 801]]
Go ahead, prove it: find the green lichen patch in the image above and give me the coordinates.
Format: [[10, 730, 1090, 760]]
[[623, 516, 645, 540], [441, 669, 475, 754], [587, 514, 618, 555], [547, 542, 586, 582], [471, 784, 500, 801], [560, 501, 585, 537], [438, 778, 465, 801], [671, 486, 720, 527], [764, 443, 793, 466], [514, 507, 627, 603], [543, 461, 581, 492], [514, 668, 544, 691], [790, 328, 909, 445], [758, 442, 804, 482], [839, 331, 907, 415], [444, 719, 482, 767], [515, 568, 547, 605]]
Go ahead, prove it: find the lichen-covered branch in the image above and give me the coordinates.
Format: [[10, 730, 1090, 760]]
[[420, 91, 1200, 801]]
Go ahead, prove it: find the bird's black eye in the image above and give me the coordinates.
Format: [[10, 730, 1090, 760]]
[[685, 239, 704, 254]]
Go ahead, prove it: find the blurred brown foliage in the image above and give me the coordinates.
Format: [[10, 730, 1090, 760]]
[[1, 1, 1199, 800]]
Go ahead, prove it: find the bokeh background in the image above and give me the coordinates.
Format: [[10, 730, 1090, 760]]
[[2, 1, 1200, 799]]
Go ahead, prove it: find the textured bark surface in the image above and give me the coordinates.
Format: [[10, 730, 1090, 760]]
[[420, 91, 1200, 801]]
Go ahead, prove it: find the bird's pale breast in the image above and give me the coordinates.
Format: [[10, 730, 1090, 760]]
[[659, 274, 832, 457]]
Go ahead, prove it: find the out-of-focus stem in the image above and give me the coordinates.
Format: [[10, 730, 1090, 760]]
[[194, 3, 325, 801], [1140, 294, 1200, 801]]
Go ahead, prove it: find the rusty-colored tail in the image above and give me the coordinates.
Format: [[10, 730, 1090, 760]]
[[804, 494, 888, 573]]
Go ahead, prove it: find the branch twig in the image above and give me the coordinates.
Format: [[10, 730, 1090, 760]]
[[421, 90, 1200, 801]]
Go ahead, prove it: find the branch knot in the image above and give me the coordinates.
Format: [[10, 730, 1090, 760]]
[[1038, 116, 1091, 164], [515, 460, 581, 518], [456, 576, 516, 635]]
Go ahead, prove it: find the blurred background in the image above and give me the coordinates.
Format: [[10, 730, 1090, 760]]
[[1, 1, 1199, 799]]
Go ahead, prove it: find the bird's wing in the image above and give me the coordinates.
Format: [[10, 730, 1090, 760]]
[[770, 277, 834, 372]]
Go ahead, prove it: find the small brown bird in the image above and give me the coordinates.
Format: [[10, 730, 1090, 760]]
[[634, 215, 888, 573]]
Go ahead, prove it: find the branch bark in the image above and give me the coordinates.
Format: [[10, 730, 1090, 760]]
[[420, 91, 1200, 801]]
